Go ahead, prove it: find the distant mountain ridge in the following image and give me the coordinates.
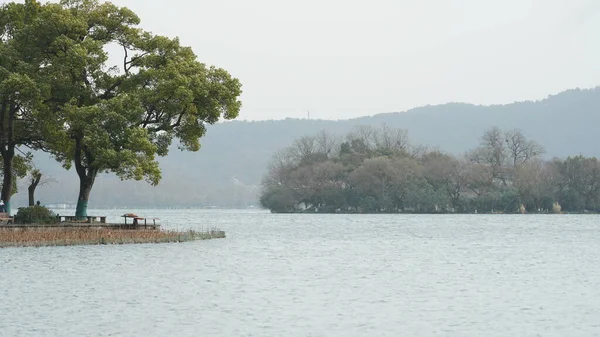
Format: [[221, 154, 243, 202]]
[[19, 87, 600, 208]]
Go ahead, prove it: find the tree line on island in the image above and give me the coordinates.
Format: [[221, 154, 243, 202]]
[[260, 124, 600, 214], [0, 0, 242, 216]]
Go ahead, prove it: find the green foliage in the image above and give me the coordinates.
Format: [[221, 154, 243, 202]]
[[14, 206, 57, 224], [0, 1, 51, 205], [1, 0, 242, 216], [0, 153, 33, 196], [259, 186, 297, 213], [41, 1, 241, 172]]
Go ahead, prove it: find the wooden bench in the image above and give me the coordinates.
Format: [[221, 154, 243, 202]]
[[58, 215, 107, 223], [0, 212, 14, 224]]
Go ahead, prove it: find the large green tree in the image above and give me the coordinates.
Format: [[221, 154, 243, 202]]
[[36, 0, 242, 217], [0, 0, 56, 213]]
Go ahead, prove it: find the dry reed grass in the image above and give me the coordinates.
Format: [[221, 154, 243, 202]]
[[0, 227, 226, 248]]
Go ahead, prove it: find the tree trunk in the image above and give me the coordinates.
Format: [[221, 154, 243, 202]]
[[28, 186, 34, 207], [0, 101, 17, 215], [72, 135, 98, 219], [76, 175, 95, 218], [28, 172, 41, 207], [1, 152, 14, 214]]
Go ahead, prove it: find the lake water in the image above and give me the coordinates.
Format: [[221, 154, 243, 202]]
[[1, 209, 600, 337]]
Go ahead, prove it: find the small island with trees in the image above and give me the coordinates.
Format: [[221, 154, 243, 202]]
[[260, 125, 599, 214], [0, 0, 241, 247]]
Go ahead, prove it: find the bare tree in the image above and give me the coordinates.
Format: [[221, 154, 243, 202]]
[[27, 169, 56, 206], [409, 144, 431, 160], [314, 130, 340, 158], [373, 123, 409, 153], [346, 124, 409, 156], [504, 129, 545, 168], [290, 136, 316, 161], [468, 127, 508, 185], [347, 125, 377, 150], [288, 135, 333, 166], [262, 148, 297, 188]]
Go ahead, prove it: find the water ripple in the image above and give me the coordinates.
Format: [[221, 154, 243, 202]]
[[1, 210, 600, 336]]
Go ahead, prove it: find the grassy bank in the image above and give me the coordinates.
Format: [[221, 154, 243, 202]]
[[0, 227, 226, 248]]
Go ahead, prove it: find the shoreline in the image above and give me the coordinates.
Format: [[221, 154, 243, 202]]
[[0, 227, 226, 249], [269, 211, 597, 215]]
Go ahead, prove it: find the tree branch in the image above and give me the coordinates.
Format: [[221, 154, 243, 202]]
[[123, 45, 129, 75]]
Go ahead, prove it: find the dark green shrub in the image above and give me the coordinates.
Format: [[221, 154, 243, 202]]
[[14, 206, 57, 224], [259, 186, 298, 213]]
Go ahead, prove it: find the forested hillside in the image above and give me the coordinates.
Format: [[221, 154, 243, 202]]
[[19, 87, 600, 208]]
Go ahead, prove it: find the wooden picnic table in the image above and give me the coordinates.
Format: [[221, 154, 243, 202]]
[[122, 215, 160, 229]]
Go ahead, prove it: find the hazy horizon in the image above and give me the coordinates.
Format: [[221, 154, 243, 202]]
[[118, 0, 600, 121], [220, 86, 599, 122], [15, 0, 600, 121]]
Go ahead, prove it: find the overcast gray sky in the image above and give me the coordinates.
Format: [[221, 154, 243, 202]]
[[30, 0, 600, 120]]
